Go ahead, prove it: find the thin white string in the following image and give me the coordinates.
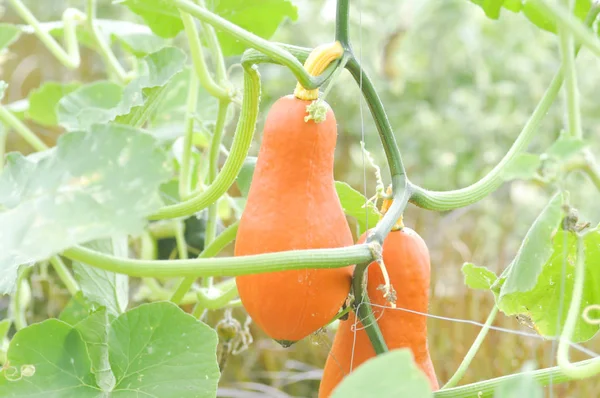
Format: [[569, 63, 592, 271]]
[[367, 303, 599, 359]]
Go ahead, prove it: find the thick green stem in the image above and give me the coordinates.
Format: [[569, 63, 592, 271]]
[[169, 221, 236, 304], [174, 221, 189, 260], [556, 234, 600, 379], [202, 99, 230, 288], [534, 0, 600, 58], [335, 0, 351, 50], [434, 358, 600, 397], [409, 5, 599, 212], [7, 0, 82, 69], [442, 305, 499, 389], [179, 72, 200, 199], [49, 256, 80, 297], [0, 106, 48, 151], [173, 0, 323, 90], [86, 0, 130, 84], [10, 266, 30, 331], [62, 243, 372, 278], [409, 69, 563, 211], [198, 0, 228, 85], [557, 0, 581, 139], [149, 64, 260, 220], [180, 10, 230, 100], [351, 262, 388, 355]]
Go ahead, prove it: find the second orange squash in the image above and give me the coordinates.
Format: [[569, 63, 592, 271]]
[[318, 226, 439, 396]]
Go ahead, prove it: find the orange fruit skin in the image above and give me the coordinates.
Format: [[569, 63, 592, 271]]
[[318, 228, 439, 397], [235, 95, 354, 343]]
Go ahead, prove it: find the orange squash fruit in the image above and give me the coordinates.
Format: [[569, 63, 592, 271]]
[[234, 95, 353, 345], [318, 226, 439, 396]]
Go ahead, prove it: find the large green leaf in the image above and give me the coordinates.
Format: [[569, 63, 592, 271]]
[[26, 82, 81, 127], [335, 181, 381, 235], [494, 192, 564, 297], [208, 0, 299, 56], [0, 124, 170, 294], [109, 302, 220, 396], [496, 229, 600, 342], [0, 319, 100, 397], [468, 0, 591, 33], [73, 308, 116, 392], [118, 0, 298, 55], [0, 303, 220, 397], [115, 0, 183, 38], [0, 24, 21, 50], [72, 239, 129, 316], [58, 47, 186, 131], [332, 349, 433, 398]]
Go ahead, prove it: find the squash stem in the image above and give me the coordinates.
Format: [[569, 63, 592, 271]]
[[408, 4, 600, 212]]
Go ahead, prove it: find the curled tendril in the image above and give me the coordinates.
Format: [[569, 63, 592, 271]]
[[583, 304, 600, 325], [1, 363, 35, 382]]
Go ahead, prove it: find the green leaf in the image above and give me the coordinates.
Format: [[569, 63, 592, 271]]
[[502, 153, 541, 181], [0, 124, 170, 294], [0, 303, 220, 397], [469, 0, 504, 19], [0, 319, 11, 341], [57, 81, 123, 130], [58, 47, 186, 131], [0, 319, 99, 396], [73, 308, 116, 392], [462, 262, 498, 290], [468, 0, 590, 33], [72, 240, 129, 316], [116, 0, 183, 38], [493, 362, 543, 397], [209, 0, 299, 56], [497, 229, 600, 342], [494, 192, 563, 297], [0, 24, 21, 50], [237, 156, 257, 197], [111, 32, 169, 57], [332, 349, 433, 398], [335, 181, 380, 235], [546, 135, 587, 161], [149, 67, 218, 128], [59, 291, 97, 325], [26, 82, 81, 127], [109, 302, 220, 397]]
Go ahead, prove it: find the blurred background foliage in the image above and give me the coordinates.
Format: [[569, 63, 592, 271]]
[[2, 0, 600, 396]]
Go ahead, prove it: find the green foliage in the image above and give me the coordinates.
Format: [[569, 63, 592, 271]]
[[58, 47, 186, 130], [72, 239, 129, 316], [208, 0, 299, 55], [26, 82, 81, 127], [0, 302, 220, 397], [502, 153, 542, 181], [462, 262, 499, 290], [0, 124, 170, 294], [335, 181, 381, 234], [468, 0, 591, 32], [0, 24, 21, 50], [332, 349, 433, 398]]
